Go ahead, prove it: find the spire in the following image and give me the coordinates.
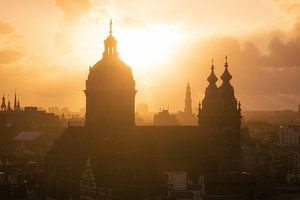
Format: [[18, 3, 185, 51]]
[[184, 82, 192, 114], [14, 90, 17, 111], [103, 20, 118, 57], [186, 82, 191, 94], [207, 59, 218, 85], [109, 19, 113, 35], [220, 56, 232, 83], [1, 94, 6, 111]]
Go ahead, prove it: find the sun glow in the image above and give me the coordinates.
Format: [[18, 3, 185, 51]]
[[117, 24, 185, 71], [71, 21, 185, 72]]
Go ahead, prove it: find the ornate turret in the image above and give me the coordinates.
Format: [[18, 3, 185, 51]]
[[85, 20, 136, 130], [1, 94, 6, 111], [103, 19, 118, 57], [184, 83, 192, 114], [219, 56, 237, 110], [220, 56, 232, 84], [198, 57, 242, 172], [207, 59, 218, 86], [198, 59, 219, 125]]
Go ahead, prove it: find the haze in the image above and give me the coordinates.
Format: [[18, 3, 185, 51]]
[[0, 0, 300, 112]]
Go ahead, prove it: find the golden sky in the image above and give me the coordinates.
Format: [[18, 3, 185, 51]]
[[1, 0, 300, 112]]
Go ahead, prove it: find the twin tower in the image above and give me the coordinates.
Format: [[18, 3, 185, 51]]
[[85, 21, 241, 134]]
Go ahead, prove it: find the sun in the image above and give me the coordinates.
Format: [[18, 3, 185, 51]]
[[117, 24, 184, 72], [70, 21, 185, 74]]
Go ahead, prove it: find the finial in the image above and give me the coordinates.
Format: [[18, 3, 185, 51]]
[[109, 19, 113, 35], [225, 55, 228, 67], [211, 59, 215, 70]]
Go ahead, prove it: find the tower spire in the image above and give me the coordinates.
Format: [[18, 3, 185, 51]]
[[184, 82, 192, 114], [103, 20, 118, 57], [14, 89, 17, 111], [207, 59, 218, 85], [109, 19, 113, 35], [220, 56, 232, 84]]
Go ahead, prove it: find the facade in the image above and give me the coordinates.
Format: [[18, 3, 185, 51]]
[[44, 21, 246, 200]]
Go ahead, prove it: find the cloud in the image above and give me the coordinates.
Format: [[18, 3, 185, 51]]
[[274, 0, 300, 14], [0, 48, 25, 64], [54, 0, 93, 51], [0, 20, 15, 35], [152, 18, 300, 111], [54, 0, 93, 21]]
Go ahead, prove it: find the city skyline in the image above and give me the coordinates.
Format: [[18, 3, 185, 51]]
[[0, 0, 300, 111]]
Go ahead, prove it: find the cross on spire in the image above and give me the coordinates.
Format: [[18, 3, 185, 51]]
[[225, 55, 228, 68], [207, 58, 218, 84], [211, 59, 215, 70], [109, 19, 113, 35], [103, 20, 118, 57]]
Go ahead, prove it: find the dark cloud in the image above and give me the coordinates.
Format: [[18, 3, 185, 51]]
[[151, 18, 300, 111], [0, 48, 25, 64], [0, 20, 15, 35]]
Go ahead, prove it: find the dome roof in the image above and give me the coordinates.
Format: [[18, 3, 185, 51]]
[[86, 20, 134, 86], [87, 56, 134, 85]]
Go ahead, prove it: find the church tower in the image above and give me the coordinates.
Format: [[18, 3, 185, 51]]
[[198, 58, 241, 131], [184, 83, 192, 115], [217, 57, 241, 132], [85, 20, 136, 130], [198, 57, 242, 171], [13, 91, 17, 111], [198, 59, 219, 126]]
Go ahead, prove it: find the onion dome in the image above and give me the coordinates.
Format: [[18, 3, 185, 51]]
[[220, 56, 232, 84], [207, 59, 218, 85]]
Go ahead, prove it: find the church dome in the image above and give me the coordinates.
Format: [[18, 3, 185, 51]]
[[86, 20, 134, 85], [87, 56, 134, 85]]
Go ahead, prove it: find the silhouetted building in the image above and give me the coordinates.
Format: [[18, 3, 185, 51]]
[[85, 20, 135, 131], [198, 58, 242, 166], [177, 83, 197, 125], [44, 21, 246, 200], [154, 109, 180, 126], [47, 107, 60, 116]]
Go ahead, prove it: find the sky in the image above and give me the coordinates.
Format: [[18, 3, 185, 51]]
[[0, 0, 300, 112]]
